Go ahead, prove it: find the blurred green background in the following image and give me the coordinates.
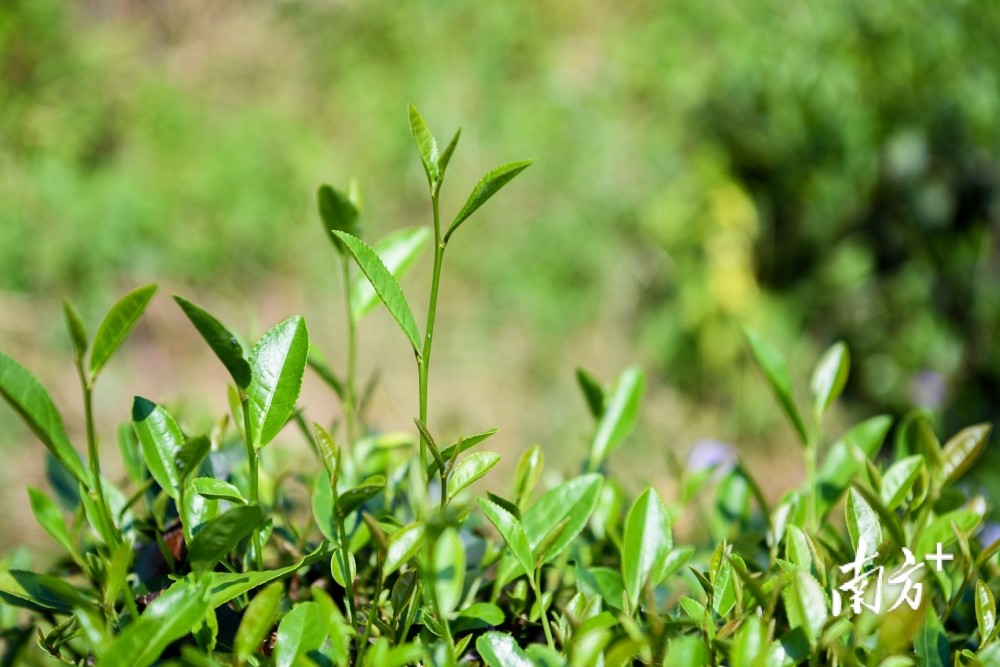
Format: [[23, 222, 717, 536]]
[[1, 0, 999, 533]]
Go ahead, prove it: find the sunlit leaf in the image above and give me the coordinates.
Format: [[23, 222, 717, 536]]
[[447, 451, 500, 501], [132, 396, 184, 499], [476, 631, 533, 667], [351, 226, 430, 320], [846, 488, 882, 553], [810, 341, 849, 417], [247, 316, 308, 449], [621, 487, 672, 610], [446, 160, 533, 241], [0, 351, 90, 489], [938, 424, 991, 488], [433, 527, 465, 617], [90, 284, 157, 380], [588, 366, 644, 470], [478, 498, 534, 580], [384, 522, 426, 576], [333, 231, 421, 353], [408, 104, 439, 186], [192, 477, 247, 505]]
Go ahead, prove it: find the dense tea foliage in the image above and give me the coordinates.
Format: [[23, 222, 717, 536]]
[[0, 110, 996, 666]]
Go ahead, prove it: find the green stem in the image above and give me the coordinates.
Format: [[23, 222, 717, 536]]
[[341, 257, 358, 445], [533, 568, 555, 650], [241, 395, 263, 570], [356, 565, 384, 664], [805, 440, 817, 533], [418, 193, 445, 480], [329, 455, 358, 627], [76, 362, 118, 547]]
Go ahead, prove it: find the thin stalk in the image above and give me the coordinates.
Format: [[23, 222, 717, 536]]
[[241, 395, 263, 570], [805, 440, 817, 533], [356, 564, 384, 664], [533, 568, 555, 649], [330, 452, 359, 627], [418, 192, 445, 478], [804, 425, 820, 533], [76, 361, 118, 547], [336, 518, 359, 627], [341, 256, 358, 444]]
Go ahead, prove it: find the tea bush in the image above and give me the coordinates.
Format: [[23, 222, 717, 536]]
[[0, 110, 997, 666]]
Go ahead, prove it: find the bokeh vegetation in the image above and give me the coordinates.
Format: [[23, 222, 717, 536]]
[[2, 1, 998, 477]]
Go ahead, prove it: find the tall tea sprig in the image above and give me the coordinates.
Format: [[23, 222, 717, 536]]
[[69, 285, 158, 547], [407, 104, 531, 476]]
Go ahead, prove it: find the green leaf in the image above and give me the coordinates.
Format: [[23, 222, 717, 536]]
[[27, 488, 75, 558], [513, 445, 543, 505], [476, 631, 533, 667], [408, 104, 439, 186], [809, 341, 849, 417], [173, 296, 251, 388], [307, 354, 345, 400], [234, 581, 283, 664], [313, 422, 339, 478], [332, 231, 421, 353], [175, 436, 210, 483], [384, 522, 426, 576], [916, 509, 981, 557], [709, 542, 737, 617], [880, 455, 924, 511], [0, 569, 92, 613], [351, 227, 431, 320], [588, 366, 644, 470], [816, 415, 892, 516], [311, 472, 335, 542], [433, 527, 465, 617], [915, 606, 949, 667], [188, 505, 263, 572], [247, 316, 309, 449], [192, 477, 247, 505], [273, 602, 325, 667], [425, 429, 498, 478], [330, 548, 356, 588], [337, 475, 385, 517], [522, 474, 603, 563], [446, 160, 533, 242], [665, 636, 709, 665], [621, 487, 672, 610], [102, 576, 213, 667], [62, 299, 88, 360], [743, 328, 808, 445], [89, 284, 158, 380], [206, 544, 330, 608], [317, 184, 361, 254], [783, 571, 828, 648], [576, 368, 605, 419], [478, 498, 534, 579], [437, 127, 462, 178], [447, 451, 501, 501], [732, 614, 768, 667], [937, 424, 991, 488], [132, 396, 184, 499], [846, 487, 882, 552], [534, 516, 571, 566], [0, 350, 90, 489], [978, 580, 996, 647]]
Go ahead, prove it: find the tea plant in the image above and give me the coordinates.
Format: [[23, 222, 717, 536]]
[[0, 108, 997, 666]]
